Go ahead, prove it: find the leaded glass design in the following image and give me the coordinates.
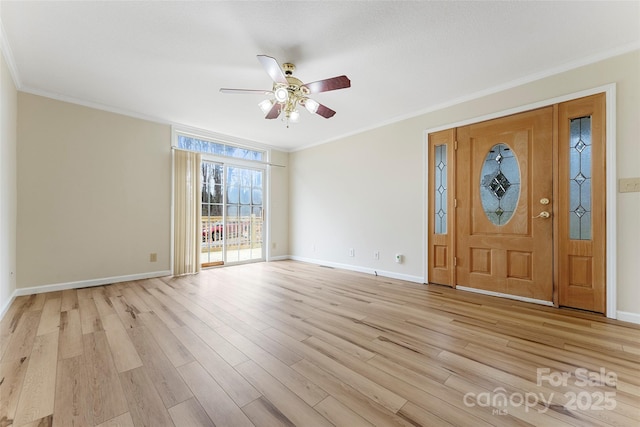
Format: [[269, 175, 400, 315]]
[[480, 143, 520, 225], [433, 145, 447, 234], [434, 144, 447, 234], [569, 116, 592, 240]]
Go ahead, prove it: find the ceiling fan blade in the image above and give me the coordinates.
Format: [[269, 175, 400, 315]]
[[220, 88, 272, 95], [265, 102, 282, 119], [302, 75, 350, 94], [257, 55, 288, 85], [315, 103, 336, 119]]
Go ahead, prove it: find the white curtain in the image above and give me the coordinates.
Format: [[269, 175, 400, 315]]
[[173, 150, 201, 275]]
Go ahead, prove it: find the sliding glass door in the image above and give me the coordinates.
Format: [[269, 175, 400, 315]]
[[201, 161, 264, 267], [225, 167, 264, 263], [201, 162, 224, 267]]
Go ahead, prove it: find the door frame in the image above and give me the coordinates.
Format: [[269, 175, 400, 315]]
[[423, 83, 617, 319], [199, 159, 268, 267], [170, 126, 272, 274]]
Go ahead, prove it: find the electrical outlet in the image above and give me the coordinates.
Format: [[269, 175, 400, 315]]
[[374, 251, 380, 260], [149, 253, 157, 262], [348, 248, 355, 257], [619, 177, 640, 193]]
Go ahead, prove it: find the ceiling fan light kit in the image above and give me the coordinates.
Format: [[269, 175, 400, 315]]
[[304, 98, 319, 114], [220, 55, 350, 128], [258, 99, 273, 114], [274, 86, 289, 103]]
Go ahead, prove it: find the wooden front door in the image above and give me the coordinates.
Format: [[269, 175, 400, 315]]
[[557, 94, 606, 313], [456, 107, 554, 302], [427, 94, 607, 313]]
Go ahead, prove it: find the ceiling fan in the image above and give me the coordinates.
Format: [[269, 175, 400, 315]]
[[220, 55, 351, 126]]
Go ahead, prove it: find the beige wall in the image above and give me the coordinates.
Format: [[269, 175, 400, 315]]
[[15, 93, 290, 291], [17, 94, 172, 288], [289, 50, 640, 318], [1, 49, 18, 314], [269, 149, 289, 258], [289, 120, 423, 282], [8, 50, 638, 320]]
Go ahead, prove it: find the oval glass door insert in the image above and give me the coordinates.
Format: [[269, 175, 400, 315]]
[[480, 143, 520, 225]]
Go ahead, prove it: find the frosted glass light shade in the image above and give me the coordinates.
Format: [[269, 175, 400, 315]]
[[274, 87, 288, 103], [258, 99, 273, 113], [305, 99, 319, 114]]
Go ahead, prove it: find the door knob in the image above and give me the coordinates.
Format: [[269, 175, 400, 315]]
[[540, 198, 550, 205], [533, 211, 551, 219]]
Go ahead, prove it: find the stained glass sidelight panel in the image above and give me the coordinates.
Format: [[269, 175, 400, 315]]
[[569, 116, 592, 240], [480, 143, 520, 225], [434, 144, 447, 234]]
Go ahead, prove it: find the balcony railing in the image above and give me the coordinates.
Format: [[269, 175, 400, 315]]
[[201, 215, 263, 252]]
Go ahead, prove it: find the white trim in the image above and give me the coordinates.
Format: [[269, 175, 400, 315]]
[[293, 45, 639, 152], [265, 155, 272, 261], [604, 87, 617, 319], [19, 88, 276, 154], [170, 126, 271, 271], [1, 290, 17, 321], [422, 130, 429, 284], [170, 149, 175, 276], [7, 30, 635, 155], [455, 286, 555, 307], [616, 311, 640, 325], [6, 87, 281, 152], [424, 84, 617, 319], [289, 255, 424, 284], [425, 84, 616, 134], [20, 86, 285, 154], [4, 15, 636, 156], [13, 271, 171, 297], [198, 153, 268, 172], [0, 17, 22, 89], [17, 88, 286, 157], [22, 86, 174, 127], [172, 124, 273, 153]]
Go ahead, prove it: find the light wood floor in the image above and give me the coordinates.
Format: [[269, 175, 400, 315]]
[[1, 260, 639, 427]]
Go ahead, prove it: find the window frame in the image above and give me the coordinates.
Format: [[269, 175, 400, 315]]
[[171, 126, 271, 269]]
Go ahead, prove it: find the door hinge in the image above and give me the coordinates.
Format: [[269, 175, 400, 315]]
[[454, 256, 457, 266], [454, 140, 458, 150], [454, 199, 457, 208]]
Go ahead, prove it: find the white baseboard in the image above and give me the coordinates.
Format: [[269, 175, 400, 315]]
[[455, 285, 555, 307], [288, 255, 424, 284], [13, 270, 172, 298], [3, 261, 637, 326], [1, 289, 18, 321], [616, 311, 640, 325]]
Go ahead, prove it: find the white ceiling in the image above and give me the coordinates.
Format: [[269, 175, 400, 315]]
[[1, 1, 639, 151]]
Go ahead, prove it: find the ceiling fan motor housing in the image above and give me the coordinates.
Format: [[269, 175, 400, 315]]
[[281, 63, 309, 95], [282, 63, 295, 76], [272, 64, 310, 109]]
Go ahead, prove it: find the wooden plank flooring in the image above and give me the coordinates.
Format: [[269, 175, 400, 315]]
[[1, 260, 639, 426]]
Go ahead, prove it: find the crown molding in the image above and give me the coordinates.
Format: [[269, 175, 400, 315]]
[[4, 6, 637, 155], [0, 15, 22, 89], [292, 42, 640, 152]]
